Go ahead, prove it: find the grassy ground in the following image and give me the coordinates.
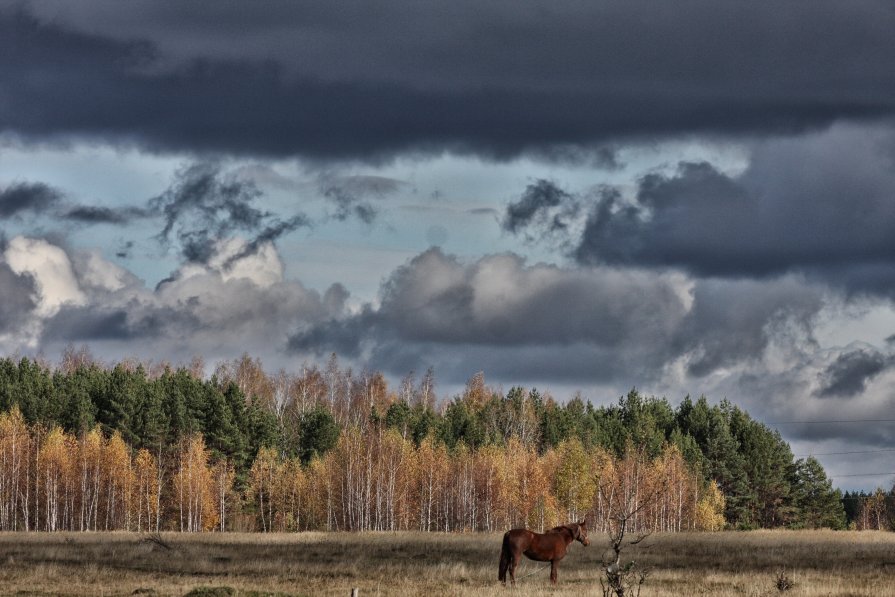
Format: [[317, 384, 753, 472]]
[[1, 530, 894, 596]]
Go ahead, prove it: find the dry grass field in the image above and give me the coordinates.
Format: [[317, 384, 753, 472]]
[[1, 530, 894, 596]]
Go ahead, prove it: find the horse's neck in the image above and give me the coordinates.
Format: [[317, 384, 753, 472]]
[[558, 526, 575, 546]]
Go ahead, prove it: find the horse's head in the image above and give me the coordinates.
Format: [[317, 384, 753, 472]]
[[576, 520, 590, 546]]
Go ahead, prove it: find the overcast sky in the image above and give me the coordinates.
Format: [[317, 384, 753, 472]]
[[4, 1, 895, 489]]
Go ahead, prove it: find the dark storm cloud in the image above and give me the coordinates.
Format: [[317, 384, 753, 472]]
[[524, 146, 621, 170], [152, 162, 263, 243], [40, 305, 195, 341], [673, 277, 824, 377], [573, 124, 895, 294], [316, 175, 403, 224], [221, 214, 311, 267], [576, 162, 750, 272], [63, 205, 150, 225], [0, 182, 62, 217], [288, 315, 370, 359], [0, 262, 37, 330], [0, 181, 151, 226], [149, 162, 309, 264], [64, 206, 126, 224], [819, 348, 894, 398], [321, 186, 373, 224], [6, 3, 895, 159], [502, 179, 579, 241]]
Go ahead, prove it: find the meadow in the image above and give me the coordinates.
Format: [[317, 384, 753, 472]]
[[1, 530, 894, 596]]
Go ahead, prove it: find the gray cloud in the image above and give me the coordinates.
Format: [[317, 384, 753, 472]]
[[673, 277, 824, 377], [322, 282, 349, 317], [321, 188, 376, 224], [288, 314, 370, 360], [0, 180, 152, 227], [38, 241, 332, 365], [0, 262, 37, 330], [63, 205, 150, 225], [41, 305, 195, 341], [502, 179, 579, 244], [317, 174, 404, 224], [573, 124, 895, 295], [5, 4, 895, 160], [288, 248, 690, 379], [287, 247, 829, 384], [699, 354, 895, 458], [149, 162, 309, 264], [221, 215, 311, 268], [819, 348, 894, 398], [0, 182, 62, 217], [524, 146, 621, 170], [374, 249, 686, 348]]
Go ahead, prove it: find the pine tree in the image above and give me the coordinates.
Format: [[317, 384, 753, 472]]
[[727, 405, 796, 527], [296, 407, 339, 464], [791, 456, 846, 529]]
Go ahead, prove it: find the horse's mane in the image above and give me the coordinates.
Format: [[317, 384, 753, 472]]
[[549, 524, 575, 538]]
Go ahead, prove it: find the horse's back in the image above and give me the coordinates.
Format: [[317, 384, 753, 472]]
[[504, 528, 533, 550]]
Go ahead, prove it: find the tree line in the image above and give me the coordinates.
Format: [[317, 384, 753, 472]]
[[0, 349, 847, 532]]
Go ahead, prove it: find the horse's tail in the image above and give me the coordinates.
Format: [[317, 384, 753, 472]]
[[498, 531, 511, 582]]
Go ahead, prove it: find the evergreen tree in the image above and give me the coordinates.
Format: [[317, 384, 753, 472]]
[[617, 389, 674, 458], [244, 398, 280, 462], [791, 456, 846, 529], [101, 364, 141, 445], [563, 395, 605, 450], [295, 407, 339, 464], [384, 400, 412, 439], [14, 357, 58, 425], [408, 403, 437, 446], [538, 398, 574, 451], [159, 368, 191, 439], [726, 403, 796, 527], [670, 427, 704, 473], [438, 399, 485, 449], [678, 396, 752, 527], [134, 371, 167, 449], [203, 384, 245, 462], [54, 366, 98, 434], [842, 490, 862, 527]]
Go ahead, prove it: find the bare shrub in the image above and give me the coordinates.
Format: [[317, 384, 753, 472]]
[[775, 568, 794, 592], [598, 451, 663, 597], [141, 532, 173, 551]]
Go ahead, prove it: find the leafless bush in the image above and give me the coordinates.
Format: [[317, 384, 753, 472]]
[[142, 532, 173, 551], [775, 568, 794, 592], [598, 464, 663, 597]]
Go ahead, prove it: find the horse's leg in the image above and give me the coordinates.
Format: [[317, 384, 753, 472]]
[[509, 551, 520, 586], [550, 560, 558, 585]]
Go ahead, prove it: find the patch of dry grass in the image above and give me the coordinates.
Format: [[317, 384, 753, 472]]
[[1, 530, 894, 596]]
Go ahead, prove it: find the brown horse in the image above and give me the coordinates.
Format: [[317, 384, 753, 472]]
[[498, 520, 589, 585]]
